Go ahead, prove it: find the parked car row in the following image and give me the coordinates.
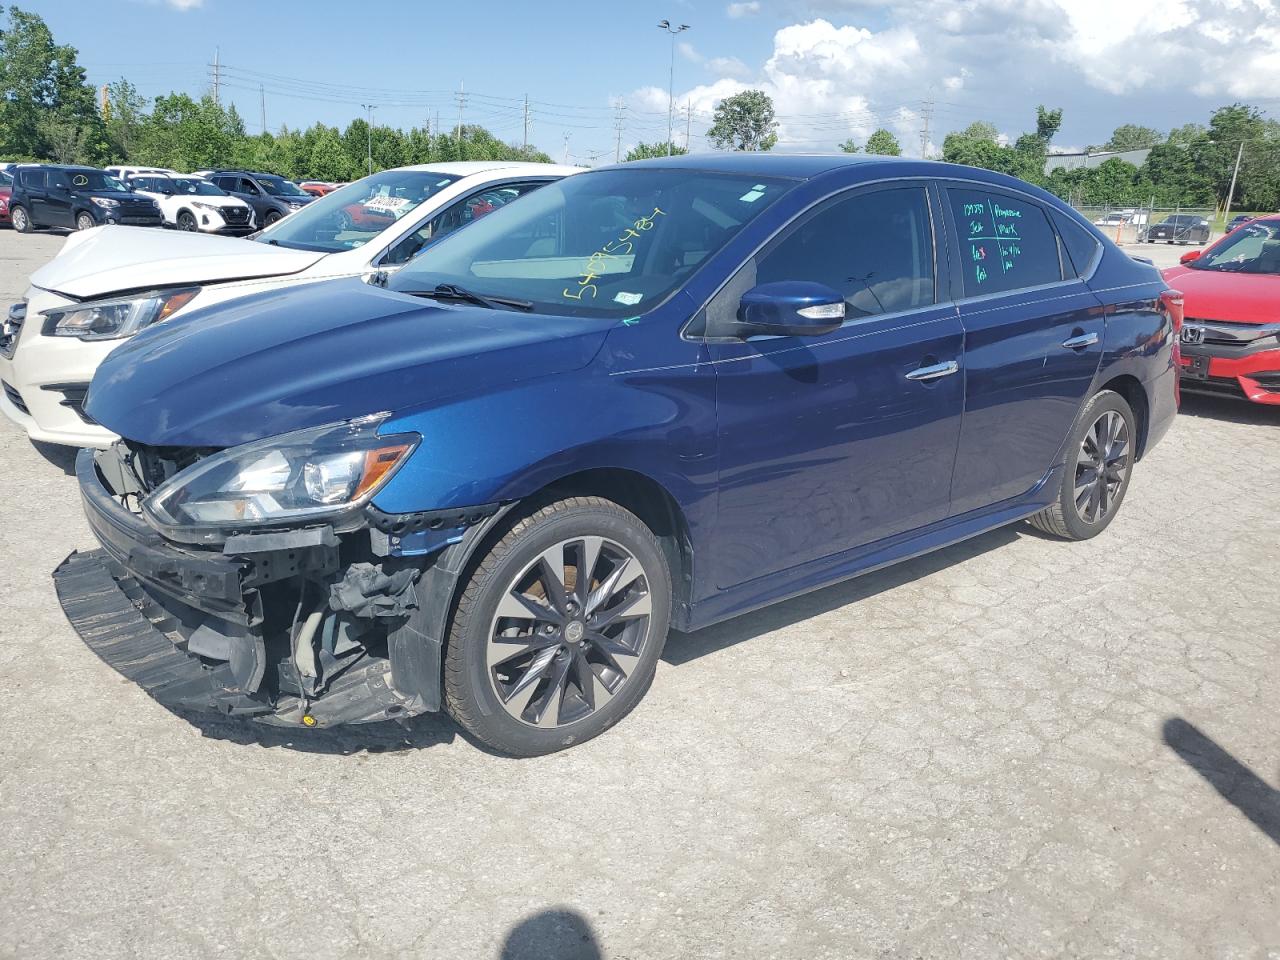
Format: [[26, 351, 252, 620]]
[[2, 163, 336, 234], [4, 155, 1191, 756]]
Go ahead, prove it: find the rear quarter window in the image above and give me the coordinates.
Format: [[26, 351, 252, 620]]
[[947, 188, 1064, 297], [1054, 213, 1103, 277]]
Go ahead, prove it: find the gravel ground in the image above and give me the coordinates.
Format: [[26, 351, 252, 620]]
[[1, 229, 1278, 960]]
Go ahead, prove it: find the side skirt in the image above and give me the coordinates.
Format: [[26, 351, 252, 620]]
[[686, 466, 1060, 632]]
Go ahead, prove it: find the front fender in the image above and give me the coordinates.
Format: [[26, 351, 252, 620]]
[[371, 362, 717, 518]]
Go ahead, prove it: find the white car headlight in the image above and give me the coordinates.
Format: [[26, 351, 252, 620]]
[[90, 197, 121, 208], [143, 417, 419, 538], [42, 288, 199, 341], [190, 201, 220, 212]]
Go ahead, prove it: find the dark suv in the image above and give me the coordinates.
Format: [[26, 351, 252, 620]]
[[8, 165, 164, 232], [1146, 214, 1210, 244], [200, 169, 314, 226]]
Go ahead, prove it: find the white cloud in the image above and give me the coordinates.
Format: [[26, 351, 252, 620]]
[[629, 1, 1280, 157], [708, 56, 751, 78], [678, 41, 702, 63], [163, 0, 203, 9], [726, 1, 761, 17]]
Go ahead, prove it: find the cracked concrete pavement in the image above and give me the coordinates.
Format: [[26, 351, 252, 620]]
[[0, 231, 1277, 959]]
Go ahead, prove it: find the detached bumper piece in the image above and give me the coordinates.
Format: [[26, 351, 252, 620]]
[[59, 448, 438, 728], [54, 549, 267, 716]]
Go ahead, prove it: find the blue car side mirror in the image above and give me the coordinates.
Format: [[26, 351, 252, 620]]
[[728, 281, 846, 339]]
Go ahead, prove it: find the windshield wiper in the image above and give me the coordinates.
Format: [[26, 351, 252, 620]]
[[404, 283, 534, 312]]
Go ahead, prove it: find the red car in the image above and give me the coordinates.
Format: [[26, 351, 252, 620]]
[[1163, 213, 1280, 405], [0, 170, 11, 226], [336, 201, 398, 231], [299, 180, 340, 197]]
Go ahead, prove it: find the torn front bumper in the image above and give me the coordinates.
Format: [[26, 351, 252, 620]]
[[54, 448, 440, 727]]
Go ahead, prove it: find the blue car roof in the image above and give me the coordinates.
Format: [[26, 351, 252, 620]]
[[614, 152, 910, 179]]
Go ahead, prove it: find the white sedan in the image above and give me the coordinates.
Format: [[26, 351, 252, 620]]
[[126, 173, 256, 235], [0, 161, 578, 447]]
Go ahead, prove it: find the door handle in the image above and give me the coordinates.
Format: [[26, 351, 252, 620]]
[[905, 360, 959, 382], [1061, 332, 1099, 350]]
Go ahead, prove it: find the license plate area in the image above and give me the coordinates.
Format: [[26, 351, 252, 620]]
[[1182, 355, 1210, 380]]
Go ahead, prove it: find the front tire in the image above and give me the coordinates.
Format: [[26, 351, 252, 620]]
[[444, 497, 672, 757], [10, 205, 31, 233], [263, 210, 282, 226], [177, 211, 198, 231], [75, 212, 96, 231], [1029, 389, 1136, 541]]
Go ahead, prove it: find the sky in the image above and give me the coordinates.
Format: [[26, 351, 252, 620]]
[[30, 0, 1280, 165]]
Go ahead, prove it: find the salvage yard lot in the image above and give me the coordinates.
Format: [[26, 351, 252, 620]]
[[1, 230, 1278, 959]]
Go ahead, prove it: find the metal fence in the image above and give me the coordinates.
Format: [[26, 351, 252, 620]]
[[1069, 203, 1217, 246]]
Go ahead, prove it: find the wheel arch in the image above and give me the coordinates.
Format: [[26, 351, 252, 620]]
[[1096, 373, 1150, 460]]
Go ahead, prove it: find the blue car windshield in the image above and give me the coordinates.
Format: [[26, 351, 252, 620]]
[[390, 168, 794, 316]]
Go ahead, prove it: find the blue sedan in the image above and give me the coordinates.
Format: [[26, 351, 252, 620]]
[[59, 154, 1179, 756]]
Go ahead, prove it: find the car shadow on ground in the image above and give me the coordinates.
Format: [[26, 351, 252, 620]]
[[31, 439, 77, 475], [663, 523, 1021, 665], [1162, 717, 1280, 846], [178, 522, 1024, 755], [1178, 393, 1280, 426]]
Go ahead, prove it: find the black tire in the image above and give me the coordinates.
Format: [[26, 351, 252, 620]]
[[177, 210, 198, 231], [1029, 389, 1136, 541], [10, 205, 31, 233], [263, 210, 282, 226], [75, 211, 96, 231], [444, 496, 672, 757]]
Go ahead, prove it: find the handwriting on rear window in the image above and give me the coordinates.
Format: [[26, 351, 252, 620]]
[[562, 206, 666, 301]]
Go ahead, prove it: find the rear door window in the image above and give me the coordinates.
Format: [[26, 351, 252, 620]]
[[947, 188, 1064, 297]]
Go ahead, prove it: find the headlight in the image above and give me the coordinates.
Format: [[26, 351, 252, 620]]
[[143, 417, 418, 537], [42, 288, 199, 341], [191, 201, 219, 212], [90, 197, 120, 208]]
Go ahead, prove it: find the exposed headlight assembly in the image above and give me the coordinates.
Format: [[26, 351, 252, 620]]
[[42, 288, 199, 341], [144, 416, 419, 540], [90, 197, 120, 208]]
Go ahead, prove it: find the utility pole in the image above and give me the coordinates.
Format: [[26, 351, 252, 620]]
[[919, 98, 933, 159], [613, 98, 626, 162], [658, 20, 690, 156], [1223, 140, 1244, 219], [684, 99, 692, 151], [522, 94, 530, 152], [211, 46, 220, 105], [360, 103, 375, 176], [563, 133, 570, 165], [259, 83, 266, 134], [455, 81, 468, 158]]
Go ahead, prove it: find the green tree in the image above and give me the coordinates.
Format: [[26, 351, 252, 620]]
[[837, 138, 859, 153], [1104, 124, 1161, 152], [624, 141, 688, 161], [0, 6, 104, 160], [706, 90, 777, 151], [864, 128, 901, 156], [104, 78, 147, 160], [958, 120, 998, 144], [1035, 105, 1063, 144]]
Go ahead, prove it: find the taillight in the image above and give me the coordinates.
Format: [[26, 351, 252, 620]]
[[1161, 288, 1184, 410], [1160, 288, 1184, 333]]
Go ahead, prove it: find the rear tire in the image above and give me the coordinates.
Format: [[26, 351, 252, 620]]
[[75, 212, 95, 231], [1029, 389, 1136, 541], [10, 205, 31, 233], [444, 497, 671, 757]]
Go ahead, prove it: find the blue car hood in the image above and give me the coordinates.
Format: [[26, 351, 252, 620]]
[[87, 278, 615, 448]]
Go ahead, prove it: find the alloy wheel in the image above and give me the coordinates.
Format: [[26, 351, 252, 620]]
[[76, 213, 94, 231], [11, 207, 27, 231], [487, 536, 653, 729], [1074, 410, 1129, 525]]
